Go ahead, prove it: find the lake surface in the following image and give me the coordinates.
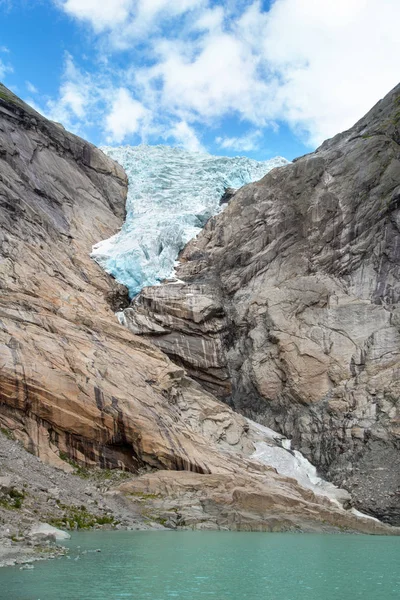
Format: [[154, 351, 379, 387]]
[[1, 531, 399, 600]]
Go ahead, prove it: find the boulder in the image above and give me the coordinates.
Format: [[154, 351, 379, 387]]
[[29, 523, 70, 541]]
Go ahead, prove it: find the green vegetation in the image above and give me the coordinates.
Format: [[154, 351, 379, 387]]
[[49, 503, 118, 530], [0, 427, 14, 440], [0, 487, 26, 510], [59, 452, 91, 478], [151, 516, 168, 526], [141, 510, 167, 526], [0, 89, 12, 102]]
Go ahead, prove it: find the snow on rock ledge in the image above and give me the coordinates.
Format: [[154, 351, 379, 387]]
[[246, 420, 352, 507]]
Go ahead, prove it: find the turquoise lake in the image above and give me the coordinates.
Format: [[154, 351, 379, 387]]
[[1, 531, 399, 600]]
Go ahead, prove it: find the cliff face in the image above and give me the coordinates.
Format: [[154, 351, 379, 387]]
[[125, 84, 400, 524], [0, 82, 228, 475], [0, 82, 397, 534]]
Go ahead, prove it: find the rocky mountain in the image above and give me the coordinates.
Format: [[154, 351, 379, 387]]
[[0, 82, 396, 536], [123, 84, 400, 524]]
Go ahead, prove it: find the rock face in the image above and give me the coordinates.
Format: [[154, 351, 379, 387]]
[[120, 284, 231, 397], [0, 82, 397, 535], [0, 82, 224, 475], [117, 469, 388, 534], [124, 84, 400, 524]]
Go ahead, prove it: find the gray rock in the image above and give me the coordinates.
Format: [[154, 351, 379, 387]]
[[125, 83, 400, 524], [0, 82, 397, 539], [29, 523, 71, 541]]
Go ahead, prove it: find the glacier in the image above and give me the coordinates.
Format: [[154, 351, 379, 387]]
[[91, 145, 289, 297]]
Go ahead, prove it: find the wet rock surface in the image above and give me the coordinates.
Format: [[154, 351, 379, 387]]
[[126, 84, 400, 524]]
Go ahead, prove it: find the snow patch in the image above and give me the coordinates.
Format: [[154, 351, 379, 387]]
[[246, 419, 351, 506]]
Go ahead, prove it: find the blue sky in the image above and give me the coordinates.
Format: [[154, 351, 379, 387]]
[[0, 0, 399, 161]]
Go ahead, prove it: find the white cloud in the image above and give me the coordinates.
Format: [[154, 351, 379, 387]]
[[138, 0, 400, 146], [59, 0, 205, 44], [33, 55, 149, 143], [193, 6, 224, 32], [105, 88, 147, 143], [51, 0, 400, 150], [143, 30, 269, 124], [60, 0, 132, 32], [216, 130, 262, 152], [136, 0, 204, 22], [33, 53, 114, 138], [43, 54, 93, 128], [0, 55, 12, 80], [260, 0, 400, 144], [26, 81, 38, 94], [169, 121, 205, 153]]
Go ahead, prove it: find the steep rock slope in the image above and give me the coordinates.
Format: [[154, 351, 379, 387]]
[[1, 83, 393, 534], [0, 82, 221, 474], [124, 84, 400, 523]]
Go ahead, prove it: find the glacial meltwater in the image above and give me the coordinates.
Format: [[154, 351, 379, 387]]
[[2, 531, 400, 600]]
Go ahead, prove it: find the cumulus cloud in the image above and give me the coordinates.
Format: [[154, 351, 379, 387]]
[[143, 31, 269, 124], [52, 0, 400, 150], [59, 0, 205, 43], [42, 54, 94, 129], [60, 0, 132, 32], [168, 121, 205, 153], [32, 53, 114, 138], [33, 55, 148, 143], [216, 130, 262, 152], [261, 0, 400, 144], [105, 88, 147, 143]]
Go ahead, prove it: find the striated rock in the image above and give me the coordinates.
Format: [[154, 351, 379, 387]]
[[125, 84, 400, 524], [120, 284, 230, 396], [0, 82, 229, 475], [0, 82, 397, 534], [117, 470, 390, 534]]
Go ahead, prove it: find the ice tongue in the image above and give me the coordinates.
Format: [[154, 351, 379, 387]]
[[91, 145, 288, 297]]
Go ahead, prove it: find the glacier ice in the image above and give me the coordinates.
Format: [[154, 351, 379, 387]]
[[91, 145, 289, 297]]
